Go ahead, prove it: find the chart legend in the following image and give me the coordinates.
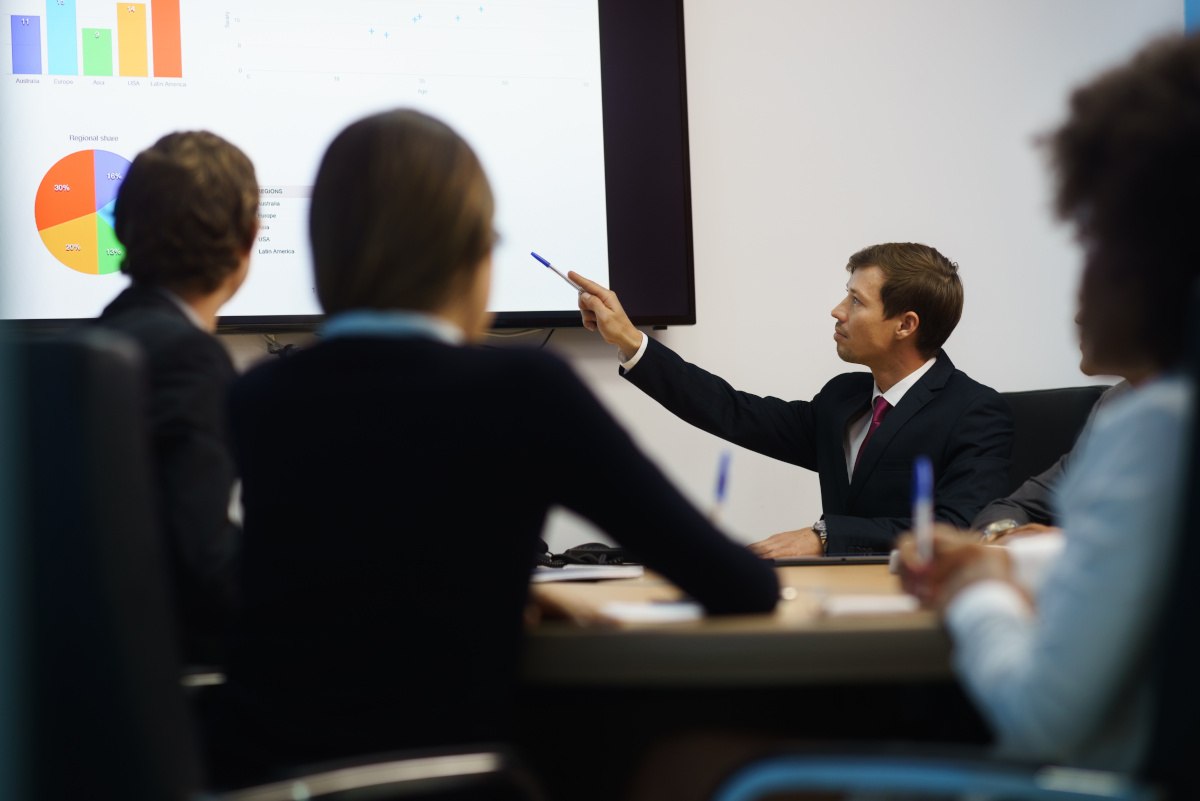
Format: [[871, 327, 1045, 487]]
[[35, 150, 131, 275]]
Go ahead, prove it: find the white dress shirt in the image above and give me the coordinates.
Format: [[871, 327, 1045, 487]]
[[618, 330, 651, 371], [945, 374, 1192, 770], [156, 287, 208, 331], [842, 357, 937, 480]]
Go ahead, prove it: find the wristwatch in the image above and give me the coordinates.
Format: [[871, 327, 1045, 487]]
[[813, 519, 828, 554], [979, 518, 1019, 544]]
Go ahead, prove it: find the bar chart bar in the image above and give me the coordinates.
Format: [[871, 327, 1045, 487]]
[[46, 0, 78, 75], [82, 29, 113, 76], [10, 16, 42, 74], [116, 3, 148, 76], [151, 0, 181, 77]]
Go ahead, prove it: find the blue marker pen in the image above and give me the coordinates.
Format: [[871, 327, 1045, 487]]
[[531, 252, 585, 293], [912, 455, 934, 564], [709, 450, 732, 525]]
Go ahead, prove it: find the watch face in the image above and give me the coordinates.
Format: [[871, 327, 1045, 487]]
[[981, 519, 1020, 542]]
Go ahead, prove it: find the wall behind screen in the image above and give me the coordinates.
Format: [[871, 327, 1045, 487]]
[[535, 0, 1185, 550], [224, 0, 1185, 551]]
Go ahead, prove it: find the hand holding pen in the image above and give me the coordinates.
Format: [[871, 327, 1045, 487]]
[[570, 273, 643, 360], [528, 252, 641, 358], [896, 460, 1016, 612], [897, 525, 1017, 611]]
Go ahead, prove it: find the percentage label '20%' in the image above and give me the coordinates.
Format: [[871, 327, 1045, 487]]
[[65, 244, 82, 252], [54, 184, 70, 192]]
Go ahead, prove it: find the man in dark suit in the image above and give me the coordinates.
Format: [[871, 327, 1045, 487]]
[[573, 242, 1014, 556], [95, 131, 259, 663]]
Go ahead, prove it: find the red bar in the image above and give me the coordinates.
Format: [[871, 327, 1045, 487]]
[[151, 0, 181, 77]]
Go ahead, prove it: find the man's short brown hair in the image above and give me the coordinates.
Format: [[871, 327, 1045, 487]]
[[310, 109, 494, 314], [115, 131, 258, 295], [846, 243, 963, 359]]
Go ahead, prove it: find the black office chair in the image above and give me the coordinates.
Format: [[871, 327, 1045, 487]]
[[12, 329, 535, 801], [15, 328, 199, 800], [1000, 385, 1109, 494]]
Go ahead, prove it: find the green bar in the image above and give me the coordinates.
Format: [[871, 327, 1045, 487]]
[[82, 28, 112, 76]]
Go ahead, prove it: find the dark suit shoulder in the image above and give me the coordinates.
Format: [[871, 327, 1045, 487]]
[[97, 287, 233, 380], [942, 364, 1007, 407], [819, 370, 875, 400]]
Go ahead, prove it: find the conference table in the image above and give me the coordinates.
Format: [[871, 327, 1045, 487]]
[[522, 564, 953, 686], [517, 565, 975, 801]]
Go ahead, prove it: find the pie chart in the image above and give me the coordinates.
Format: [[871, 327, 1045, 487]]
[[34, 150, 131, 275]]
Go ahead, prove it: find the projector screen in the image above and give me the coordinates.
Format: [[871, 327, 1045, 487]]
[[0, 1, 694, 329]]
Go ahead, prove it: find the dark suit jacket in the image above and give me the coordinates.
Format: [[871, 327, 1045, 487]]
[[204, 337, 778, 784], [95, 285, 239, 664], [623, 338, 1014, 554]]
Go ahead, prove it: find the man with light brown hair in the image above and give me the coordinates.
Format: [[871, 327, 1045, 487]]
[[574, 242, 1014, 556]]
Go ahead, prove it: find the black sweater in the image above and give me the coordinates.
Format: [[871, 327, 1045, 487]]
[[207, 337, 777, 781]]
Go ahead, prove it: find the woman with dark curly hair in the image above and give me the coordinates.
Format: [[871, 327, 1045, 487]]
[[898, 34, 1200, 772]]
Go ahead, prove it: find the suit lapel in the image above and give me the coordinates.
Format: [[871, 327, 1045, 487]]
[[846, 352, 954, 503], [828, 385, 873, 508]]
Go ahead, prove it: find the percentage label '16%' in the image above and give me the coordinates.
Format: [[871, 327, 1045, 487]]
[[65, 244, 82, 252], [106, 173, 122, 180]]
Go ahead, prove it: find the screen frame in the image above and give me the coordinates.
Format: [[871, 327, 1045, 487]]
[[8, 0, 697, 333]]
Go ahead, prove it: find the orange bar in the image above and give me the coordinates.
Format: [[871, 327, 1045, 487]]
[[151, 0, 181, 77], [116, 3, 147, 77]]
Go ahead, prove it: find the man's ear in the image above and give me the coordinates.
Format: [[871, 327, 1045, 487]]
[[895, 311, 920, 341]]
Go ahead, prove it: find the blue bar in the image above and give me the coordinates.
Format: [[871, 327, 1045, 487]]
[[1188, 0, 1200, 34], [46, 0, 77, 75], [10, 15, 41, 74]]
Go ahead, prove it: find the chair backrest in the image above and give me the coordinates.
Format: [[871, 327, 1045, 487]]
[[1000, 386, 1109, 495], [15, 328, 201, 800], [1142, 288, 1200, 793]]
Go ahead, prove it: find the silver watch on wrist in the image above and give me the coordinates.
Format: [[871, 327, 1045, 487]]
[[813, 519, 828, 554], [979, 518, 1019, 544]]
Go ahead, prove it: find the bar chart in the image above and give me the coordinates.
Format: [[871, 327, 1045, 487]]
[[8, 0, 182, 77]]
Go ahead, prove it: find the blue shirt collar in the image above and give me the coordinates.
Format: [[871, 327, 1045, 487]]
[[321, 309, 466, 345]]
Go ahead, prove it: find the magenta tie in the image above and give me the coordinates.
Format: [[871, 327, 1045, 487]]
[[854, 396, 892, 473]]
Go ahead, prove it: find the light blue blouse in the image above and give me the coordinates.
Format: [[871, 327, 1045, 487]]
[[946, 373, 1193, 770], [321, 309, 465, 345]]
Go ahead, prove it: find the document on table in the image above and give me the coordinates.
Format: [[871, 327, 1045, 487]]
[[531, 565, 645, 583], [821, 594, 921, 616], [599, 601, 704, 623]]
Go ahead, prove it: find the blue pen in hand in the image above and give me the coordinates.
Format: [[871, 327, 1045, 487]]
[[531, 252, 585, 293], [912, 455, 934, 565]]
